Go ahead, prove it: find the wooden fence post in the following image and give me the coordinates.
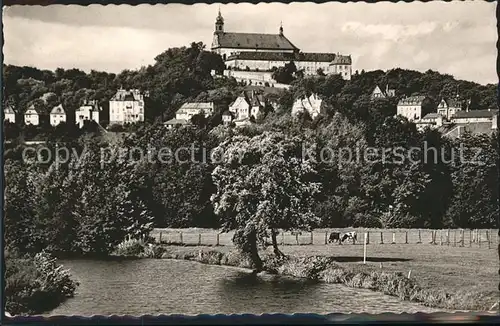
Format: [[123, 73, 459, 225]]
[[198, 233, 202, 246], [405, 231, 408, 244], [469, 230, 472, 247], [295, 233, 299, 245], [430, 230, 435, 244], [380, 232, 384, 244], [446, 229, 450, 245], [392, 232, 396, 244], [486, 230, 490, 249], [310, 231, 314, 245], [453, 230, 456, 247], [478, 230, 481, 247], [180, 232, 183, 244], [417, 230, 422, 244], [366, 231, 370, 245], [440, 230, 443, 246], [216, 233, 220, 246], [324, 231, 328, 245], [159, 232, 162, 244]]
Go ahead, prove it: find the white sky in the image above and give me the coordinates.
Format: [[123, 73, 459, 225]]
[[2, 2, 497, 85]]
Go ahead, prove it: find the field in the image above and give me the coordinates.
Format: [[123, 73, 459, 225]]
[[150, 227, 499, 310]]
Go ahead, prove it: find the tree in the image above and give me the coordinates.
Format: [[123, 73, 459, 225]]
[[210, 132, 321, 270], [272, 61, 297, 84]]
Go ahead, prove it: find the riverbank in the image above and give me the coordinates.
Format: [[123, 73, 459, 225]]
[[156, 245, 497, 312]]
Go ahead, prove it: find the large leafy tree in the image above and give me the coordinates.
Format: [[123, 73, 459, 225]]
[[211, 132, 321, 270]]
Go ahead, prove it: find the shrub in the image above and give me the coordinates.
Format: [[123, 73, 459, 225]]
[[4, 251, 78, 315], [113, 238, 145, 257]]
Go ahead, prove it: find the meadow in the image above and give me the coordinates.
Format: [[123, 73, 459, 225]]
[[150, 227, 499, 310]]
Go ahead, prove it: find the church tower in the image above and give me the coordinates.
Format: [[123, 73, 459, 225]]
[[215, 9, 224, 34]]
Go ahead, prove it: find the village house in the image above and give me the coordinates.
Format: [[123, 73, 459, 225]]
[[50, 104, 66, 126], [4, 105, 16, 123], [442, 109, 498, 139], [164, 118, 192, 130], [109, 89, 146, 125], [76, 100, 101, 128], [24, 105, 41, 126], [175, 102, 215, 120], [291, 94, 325, 119], [211, 10, 352, 81], [436, 96, 462, 120], [222, 110, 235, 125], [229, 90, 267, 126], [396, 95, 432, 122], [164, 101, 215, 129], [414, 113, 444, 131], [371, 84, 396, 100]]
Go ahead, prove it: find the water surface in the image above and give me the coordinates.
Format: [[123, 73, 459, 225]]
[[47, 259, 446, 316]]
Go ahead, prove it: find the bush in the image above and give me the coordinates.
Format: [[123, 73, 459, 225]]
[[4, 251, 79, 315]]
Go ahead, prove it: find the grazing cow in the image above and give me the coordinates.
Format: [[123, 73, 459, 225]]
[[340, 231, 357, 244], [328, 232, 342, 244]]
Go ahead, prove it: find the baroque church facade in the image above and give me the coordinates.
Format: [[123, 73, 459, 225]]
[[211, 11, 352, 80]]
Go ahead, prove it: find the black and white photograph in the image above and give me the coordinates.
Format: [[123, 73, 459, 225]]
[[2, 1, 499, 319]]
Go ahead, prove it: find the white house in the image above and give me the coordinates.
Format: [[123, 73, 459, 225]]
[[50, 104, 66, 126], [229, 90, 266, 123], [415, 113, 444, 131], [75, 100, 100, 128], [292, 94, 324, 119], [109, 89, 146, 125], [371, 84, 396, 100], [437, 97, 462, 120], [397, 95, 430, 122], [175, 102, 214, 120], [450, 109, 498, 124], [4, 106, 16, 123], [24, 106, 40, 125]]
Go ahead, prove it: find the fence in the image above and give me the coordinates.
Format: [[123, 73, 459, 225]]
[[150, 228, 499, 249]]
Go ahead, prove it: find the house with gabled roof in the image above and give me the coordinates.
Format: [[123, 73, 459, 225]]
[[436, 96, 463, 120], [371, 84, 396, 100], [229, 89, 266, 124], [109, 89, 146, 125], [50, 104, 66, 126], [292, 94, 325, 119], [24, 105, 40, 126], [76, 100, 101, 128], [4, 105, 16, 123], [397, 95, 433, 122]]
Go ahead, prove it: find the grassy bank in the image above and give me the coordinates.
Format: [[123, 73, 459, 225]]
[[155, 245, 497, 312]]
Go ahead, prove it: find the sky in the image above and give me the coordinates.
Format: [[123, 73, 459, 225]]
[[3, 2, 497, 85]]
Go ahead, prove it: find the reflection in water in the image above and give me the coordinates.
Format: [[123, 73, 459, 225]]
[[46, 259, 444, 316]]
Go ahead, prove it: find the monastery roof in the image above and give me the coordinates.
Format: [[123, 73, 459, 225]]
[[214, 32, 299, 51], [452, 109, 498, 119], [227, 51, 341, 63], [50, 104, 65, 115]]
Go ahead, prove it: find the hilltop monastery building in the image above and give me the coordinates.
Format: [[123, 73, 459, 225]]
[[211, 10, 352, 80]]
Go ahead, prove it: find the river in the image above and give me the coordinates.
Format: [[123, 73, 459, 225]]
[[47, 258, 446, 316]]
